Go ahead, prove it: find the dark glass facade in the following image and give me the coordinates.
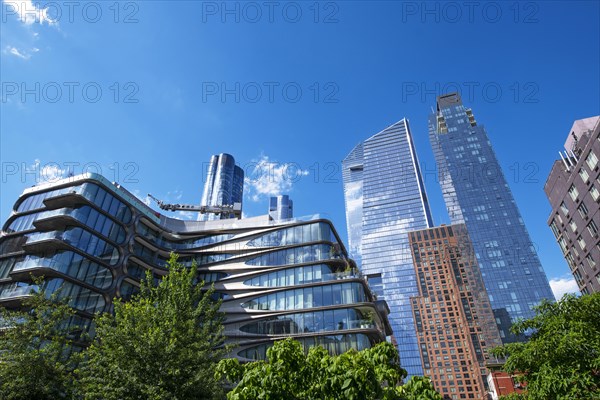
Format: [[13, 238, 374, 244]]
[[545, 116, 600, 294], [342, 118, 433, 377], [429, 93, 554, 342], [200, 153, 244, 221], [0, 173, 390, 360]]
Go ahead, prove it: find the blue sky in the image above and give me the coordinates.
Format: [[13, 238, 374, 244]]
[[1, 1, 599, 299]]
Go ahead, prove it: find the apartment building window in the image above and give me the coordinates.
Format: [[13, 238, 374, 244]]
[[579, 168, 590, 183], [572, 245, 580, 258], [588, 220, 599, 237], [578, 202, 589, 218], [550, 220, 560, 238], [568, 185, 579, 201], [591, 185, 600, 202], [565, 252, 576, 269], [577, 236, 586, 251], [586, 151, 599, 170], [556, 213, 564, 224], [586, 254, 596, 269], [558, 237, 568, 254], [569, 220, 578, 233], [561, 202, 569, 215]]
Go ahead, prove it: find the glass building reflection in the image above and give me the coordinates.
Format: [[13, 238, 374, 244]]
[[199, 153, 244, 221], [342, 118, 433, 377], [428, 93, 554, 342]]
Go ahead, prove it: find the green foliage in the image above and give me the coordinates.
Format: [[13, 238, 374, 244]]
[[216, 338, 442, 400], [77, 253, 227, 400], [0, 276, 79, 400], [492, 293, 600, 400], [396, 375, 444, 400]]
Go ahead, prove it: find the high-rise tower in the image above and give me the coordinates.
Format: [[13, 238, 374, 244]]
[[200, 153, 244, 221], [429, 93, 554, 342], [268, 195, 293, 221], [545, 116, 600, 294], [342, 118, 433, 376], [408, 224, 503, 398]]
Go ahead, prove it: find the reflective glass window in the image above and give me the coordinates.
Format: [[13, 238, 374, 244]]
[[13, 250, 113, 289], [241, 282, 368, 311], [44, 278, 106, 313], [245, 244, 339, 266], [26, 227, 120, 265], [16, 183, 132, 224], [237, 333, 372, 360], [244, 265, 341, 287], [247, 222, 335, 247]]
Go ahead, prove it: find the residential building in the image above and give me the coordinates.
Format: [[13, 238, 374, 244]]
[[199, 153, 244, 221], [409, 225, 503, 399], [486, 364, 526, 400], [268, 195, 293, 221], [0, 173, 390, 359], [342, 118, 434, 376], [429, 93, 554, 342], [544, 116, 600, 294]]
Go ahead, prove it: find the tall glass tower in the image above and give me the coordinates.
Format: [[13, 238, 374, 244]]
[[342, 118, 433, 376], [268, 195, 293, 221], [200, 153, 244, 221], [429, 93, 554, 342]]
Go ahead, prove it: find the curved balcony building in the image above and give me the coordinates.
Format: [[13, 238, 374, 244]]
[[0, 173, 391, 359]]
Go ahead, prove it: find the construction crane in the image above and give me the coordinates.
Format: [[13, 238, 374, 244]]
[[147, 194, 242, 218]]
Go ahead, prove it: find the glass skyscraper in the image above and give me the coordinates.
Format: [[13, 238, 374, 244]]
[[429, 93, 554, 342], [199, 153, 244, 221], [268, 195, 293, 221], [342, 118, 433, 376]]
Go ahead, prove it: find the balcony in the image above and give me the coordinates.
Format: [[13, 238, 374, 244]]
[[0, 283, 38, 307], [32, 208, 73, 230], [21, 231, 66, 253], [9, 257, 62, 280], [42, 191, 88, 210]]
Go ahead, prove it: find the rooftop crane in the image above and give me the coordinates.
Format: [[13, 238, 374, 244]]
[[147, 194, 242, 218]]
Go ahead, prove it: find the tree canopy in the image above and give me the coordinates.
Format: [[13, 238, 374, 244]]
[[216, 338, 442, 400], [492, 293, 600, 400], [0, 276, 80, 400], [77, 253, 227, 400]]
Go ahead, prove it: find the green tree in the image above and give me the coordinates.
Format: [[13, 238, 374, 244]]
[[492, 293, 600, 400], [0, 276, 80, 400], [78, 253, 227, 400], [216, 338, 442, 400]]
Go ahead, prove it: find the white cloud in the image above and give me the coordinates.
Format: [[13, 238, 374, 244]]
[[549, 276, 580, 300], [176, 210, 195, 220], [244, 155, 308, 202], [132, 189, 152, 206], [29, 159, 67, 183], [8, 46, 30, 59], [3, 45, 39, 60], [2, 0, 57, 26]]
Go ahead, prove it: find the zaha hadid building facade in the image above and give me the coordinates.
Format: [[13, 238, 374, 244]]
[[0, 173, 390, 359]]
